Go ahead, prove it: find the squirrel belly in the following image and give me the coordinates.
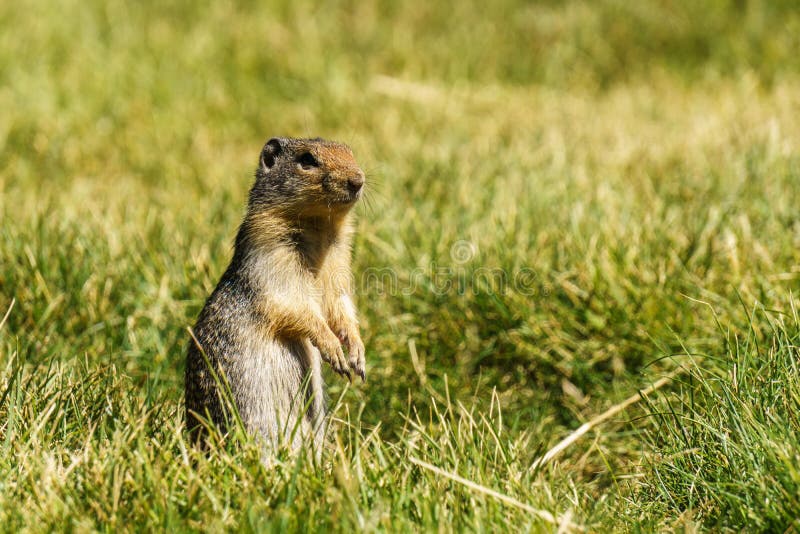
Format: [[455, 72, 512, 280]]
[[185, 276, 325, 451]]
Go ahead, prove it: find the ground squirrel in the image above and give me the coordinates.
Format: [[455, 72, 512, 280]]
[[185, 137, 366, 454]]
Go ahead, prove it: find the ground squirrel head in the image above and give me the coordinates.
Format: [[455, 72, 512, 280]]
[[249, 137, 365, 219]]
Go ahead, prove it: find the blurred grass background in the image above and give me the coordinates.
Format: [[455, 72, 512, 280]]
[[1, 0, 799, 531]]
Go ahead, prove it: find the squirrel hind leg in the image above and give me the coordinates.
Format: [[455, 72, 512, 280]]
[[300, 338, 327, 458]]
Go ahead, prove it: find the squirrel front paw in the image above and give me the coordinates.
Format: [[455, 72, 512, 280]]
[[347, 335, 366, 382], [315, 329, 351, 380], [337, 327, 365, 382]]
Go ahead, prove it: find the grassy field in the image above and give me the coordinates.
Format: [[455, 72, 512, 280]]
[[2, 0, 800, 531]]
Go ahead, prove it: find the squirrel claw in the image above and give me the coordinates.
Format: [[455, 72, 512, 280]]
[[344, 335, 366, 384]]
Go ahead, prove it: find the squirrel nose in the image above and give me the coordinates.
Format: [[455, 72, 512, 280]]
[[347, 171, 365, 193]]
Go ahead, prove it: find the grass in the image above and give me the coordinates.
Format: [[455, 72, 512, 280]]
[[1, 0, 800, 530], [641, 305, 800, 530]]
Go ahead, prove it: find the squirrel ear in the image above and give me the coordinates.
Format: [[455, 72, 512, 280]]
[[260, 138, 283, 170]]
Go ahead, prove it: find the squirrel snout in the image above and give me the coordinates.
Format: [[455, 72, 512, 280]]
[[347, 171, 365, 194]]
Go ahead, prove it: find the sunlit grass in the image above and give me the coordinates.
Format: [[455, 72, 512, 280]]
[[1, 0, 800, 530]]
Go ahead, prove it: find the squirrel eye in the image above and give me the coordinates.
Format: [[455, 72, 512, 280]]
[[297, 152, 319, 169]]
